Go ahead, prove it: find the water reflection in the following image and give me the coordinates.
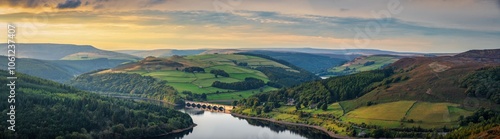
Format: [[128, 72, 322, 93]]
[[243, 119, 333, 139], [128, 98, 333, 139]]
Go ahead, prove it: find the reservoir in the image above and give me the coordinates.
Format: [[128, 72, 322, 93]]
[[161, 107, 333, 139], [123, 97, 333, 139]]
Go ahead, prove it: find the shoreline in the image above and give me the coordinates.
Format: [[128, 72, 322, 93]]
[[150, 123, 197, 138], [231, 113, 353, 139]]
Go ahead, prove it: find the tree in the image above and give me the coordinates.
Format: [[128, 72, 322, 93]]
[[263, 106, 271, 113], [295, 103, 301, 110], [256, 108, 262, 115], [232, 101, 238, 106], [201, 93, 207, 100], [321, 103, 328, 111]]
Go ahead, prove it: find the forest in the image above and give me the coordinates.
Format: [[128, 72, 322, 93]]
[[244, 51, 347, 74], [460, 66, 500, 103], [445, 108, 500, 139], [211, 77, 265, 90], [237, 69, 394, 109], [0, 71, 193, 139], [182, 67, 205, 73], [210, 69, 229, 77], [69, 72, 183, 104], [237, 53, 320, 87]]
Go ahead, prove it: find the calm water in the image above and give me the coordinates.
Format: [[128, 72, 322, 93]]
[[157, 107, 333, 139], [128, 98, 333, 139]]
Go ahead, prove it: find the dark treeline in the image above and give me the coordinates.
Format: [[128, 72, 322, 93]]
[[363, 61, 375, 66], [231, 60, 248, 67], [181, 91, 207, 101], [446, 108, 500, 139], [0, 71, 193, 139], [238, 69, 393, 109], [237, 53, 320, 87], [244, 51, 347, 74], [212, 77, 265, 90], [460, 66, 500, 104], [69, 73, 182, 104], [182, 67, 205, 73], [255, 67, 319, 87], [210, 69, 229, 77]]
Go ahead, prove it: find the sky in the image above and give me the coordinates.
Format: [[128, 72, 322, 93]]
[[0, 0, 499, 53]]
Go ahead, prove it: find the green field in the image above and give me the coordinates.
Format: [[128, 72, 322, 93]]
[[123, 54, 287, 103], [406, 102, 472, 123], [185, 54, 296, 71], [343, 101, 415, 127], [340, 101, 473, 128], [207, 86, 277, 102], [328, 55, 399, 75]]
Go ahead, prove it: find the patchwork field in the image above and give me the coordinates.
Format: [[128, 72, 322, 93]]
[[328, 55, 400, 76], [341, 101, 473, 128], [120, 54, 287, 103], [343, 101, 415, 127]]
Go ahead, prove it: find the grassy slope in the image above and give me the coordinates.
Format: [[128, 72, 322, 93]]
[[116, 54, 289, 103], [235, 50, 500, 136], [342, 101, 473, 128], [0, 71, 193, 138], [334, 56, 499, 129], [0, 43, 139, 60], [0, 56, 130, 82], [245, 51, 347, 73], [328, 55, 399, 76]]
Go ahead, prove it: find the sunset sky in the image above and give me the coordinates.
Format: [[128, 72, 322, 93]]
[[0, 0, 499, 52]]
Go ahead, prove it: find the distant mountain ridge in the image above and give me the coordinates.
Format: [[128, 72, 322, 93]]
[[0, 43, 140, 60], [454, 49, 500, 59], [245, 48, 425, 56], [0, 56, 129, 82], [117, 49, 206, 58]]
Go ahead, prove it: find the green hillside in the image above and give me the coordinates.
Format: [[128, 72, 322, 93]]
[[0, 56, 130, 82], [327, 55, 400, 76], [81, 54, 318, 104], [0, 43, 140, 60], [233, 49, 500, 138], [0, 71, 193, 138], [116, 49, 206, 58], [245, 51, 347, 74]]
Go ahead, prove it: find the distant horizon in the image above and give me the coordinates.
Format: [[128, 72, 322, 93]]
[[1, 0, 499, 53], [5, 42, 489, 54]]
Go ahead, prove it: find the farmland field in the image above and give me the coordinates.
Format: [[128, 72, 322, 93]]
[[343, 101, 415, 127], [120, 54, 289, 103], [328, 55, 399, 75], [341, 100, 473, 128]]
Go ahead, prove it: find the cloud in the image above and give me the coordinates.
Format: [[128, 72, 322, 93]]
[[339, 8, 349, 12], [497, 0, 500, 9], [1, 0, 46, 8], [57, 0, 82, 9]]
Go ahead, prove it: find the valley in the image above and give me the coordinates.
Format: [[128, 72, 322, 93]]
[[3, 43, 499, 139], [72, 54, 317, 105], [232, 49, 500, 138], [326, 55, 401, 77], [4, 1, 499, 138]]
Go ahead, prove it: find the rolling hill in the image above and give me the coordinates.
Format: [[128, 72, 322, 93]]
[[0, 56, 130, 82], [248, 48, 425, 56], [116, 49, 206, 58], [244, 51, 347, 74], [0, 43, 140, 60], [0, 71, 193, 138], [327, 55, 401, 76], [74, 54, 318, 104], [233, 49, 500, 138]]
